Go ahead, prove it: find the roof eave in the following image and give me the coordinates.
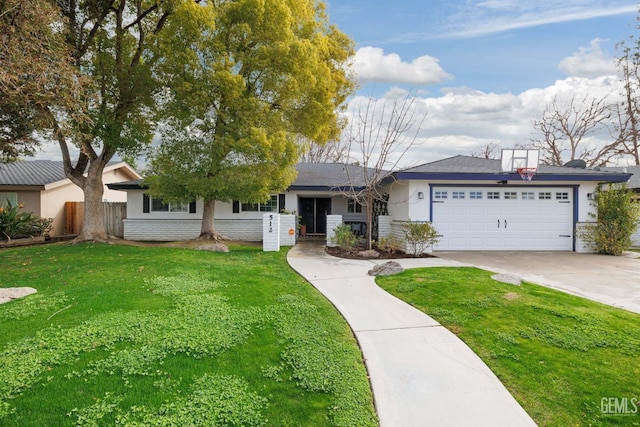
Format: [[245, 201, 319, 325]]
[[392, 172, 631, 183]]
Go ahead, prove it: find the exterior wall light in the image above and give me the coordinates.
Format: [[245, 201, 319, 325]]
[[418, 192, 424, 199]]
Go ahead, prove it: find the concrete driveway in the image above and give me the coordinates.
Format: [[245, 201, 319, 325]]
[[435, 251, 640, 314]]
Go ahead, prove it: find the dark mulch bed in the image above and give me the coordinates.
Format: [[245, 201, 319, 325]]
[[325, 245, 436, 260]]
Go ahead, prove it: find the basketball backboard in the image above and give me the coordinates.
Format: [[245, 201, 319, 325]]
[[500, 149, 539, 172]]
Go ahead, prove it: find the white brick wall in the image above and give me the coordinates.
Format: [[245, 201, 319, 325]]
[[377, 215, 392, 239], [123, 219, 264, 241], [575, 222, 597, 253], [326, 215, 342, 247], [279, 214, 297, 246]]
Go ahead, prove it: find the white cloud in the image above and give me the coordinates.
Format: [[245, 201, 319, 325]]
[[344, 75, 626, 168], [351, 46, 452, 85], [559, 38, 618, 77], [392, 2, 637, 41]]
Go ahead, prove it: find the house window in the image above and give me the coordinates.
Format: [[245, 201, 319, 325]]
[[0, 192, 18, 207], [487, 191, 500, 199], [151, 198, 188, 212], [522, 192, 535, 200], [241, 195, 278, 212], [470, 191, 483, 199], [539, 192, 551, 200], [347, 199, 362, 213], [434, 191, 448, 199], [504, 191, 517, 200], [452, 191, 465, 199], [556, 192, 569, 200]]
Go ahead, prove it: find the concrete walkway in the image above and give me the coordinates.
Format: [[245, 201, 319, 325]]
[[287, 242, 536, 427]]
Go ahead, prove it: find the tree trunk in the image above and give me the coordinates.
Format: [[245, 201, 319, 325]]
[[75, 161, 108, 242], [366, 191, 373, 250], [199, 198, 221, 240]]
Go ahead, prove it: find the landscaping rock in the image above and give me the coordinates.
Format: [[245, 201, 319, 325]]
[[358, 249, 380, 258], [196, 243, 230, 253], [492, 273, 522, 286], [368, 261, 404, 276], [0, 287, 37, 304]]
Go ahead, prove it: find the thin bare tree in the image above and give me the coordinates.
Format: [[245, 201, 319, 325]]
[[471, 141, 501, 159], [613, 39, 640, 165], [531, 94, 620, 166], [298, 137, 349, 163], [342, 93, 427, 250]]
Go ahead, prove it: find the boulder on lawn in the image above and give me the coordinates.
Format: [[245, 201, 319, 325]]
[[368, 261, 404, 276], [196, 243, 230, 253]]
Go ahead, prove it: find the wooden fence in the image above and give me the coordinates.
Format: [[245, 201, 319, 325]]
[[65, 202, 126, 238]]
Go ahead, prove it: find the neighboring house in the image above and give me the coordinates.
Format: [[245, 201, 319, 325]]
[[108, 155, 631, 252], [604, 165, 640, 247], [0, 161, 141, 236]]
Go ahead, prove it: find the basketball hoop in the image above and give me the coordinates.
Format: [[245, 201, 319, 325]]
[[517, 167, 537, 182]]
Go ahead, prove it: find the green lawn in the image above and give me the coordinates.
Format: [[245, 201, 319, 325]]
[[0, 243, 377, 426], [378, 267, 640, 426]]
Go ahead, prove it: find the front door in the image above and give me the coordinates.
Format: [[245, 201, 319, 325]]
[[299, 197, 331, 234]]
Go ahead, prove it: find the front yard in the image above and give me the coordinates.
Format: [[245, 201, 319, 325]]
[[378, 267, 640, 426], [0, 243, 377, 426]]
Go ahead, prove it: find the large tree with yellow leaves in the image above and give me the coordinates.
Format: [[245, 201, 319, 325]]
[[147, 0, 354, 240]]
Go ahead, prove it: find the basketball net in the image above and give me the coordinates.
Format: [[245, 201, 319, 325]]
[[517, 167, 537, 182]]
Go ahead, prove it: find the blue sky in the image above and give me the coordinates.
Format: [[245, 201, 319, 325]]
[[325, 1, 640, 166], [328, 1, 636, 95]]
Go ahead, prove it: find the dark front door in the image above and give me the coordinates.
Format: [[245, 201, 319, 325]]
[[299, 197, 331, 234]]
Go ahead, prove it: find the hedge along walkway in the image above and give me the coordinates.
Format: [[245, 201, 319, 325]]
[[287, 241, 536, 427]]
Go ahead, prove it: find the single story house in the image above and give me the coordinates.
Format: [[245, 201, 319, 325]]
[[107, 163, 371, 242], [0, 160, 141, 236], [107, 155, 631, 252]]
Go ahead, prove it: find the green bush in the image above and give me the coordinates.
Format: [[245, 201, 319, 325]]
[[402, 221, 440, 256], [331, 224, 358, 251], [585, 184, 640, 255], [0, 202, 52, 240], [376, 235, 403, 253]]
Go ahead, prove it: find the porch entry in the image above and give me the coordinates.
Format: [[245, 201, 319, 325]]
[[299, 197, 331, 235]]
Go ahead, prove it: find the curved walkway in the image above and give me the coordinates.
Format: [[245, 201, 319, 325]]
[[287, 242, 536, 427]]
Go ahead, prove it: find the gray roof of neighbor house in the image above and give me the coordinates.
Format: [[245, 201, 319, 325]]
[[602, 165, 640, 189], [107, 163, 387, 191], [393, 155, 631, 183], [0, 160, 69, 186]]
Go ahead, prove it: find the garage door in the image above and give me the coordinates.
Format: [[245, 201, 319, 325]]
[[432, 187, 573, 251]]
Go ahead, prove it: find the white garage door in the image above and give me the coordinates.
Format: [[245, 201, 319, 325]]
[[432, 187, 574, 251]]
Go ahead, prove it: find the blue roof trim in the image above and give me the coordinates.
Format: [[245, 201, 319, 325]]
[[393, 172, 630, 183]]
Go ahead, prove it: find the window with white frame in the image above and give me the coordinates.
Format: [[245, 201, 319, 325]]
[[347, 198, 362, 213], [556, 192, 569, 200], [522, 191, 535, 200], [539, 192, 551, 200], [487, 191, 500, 199], [452, 191, 465, 199], [151, 198, 188, 212], [504, 191, 517, 200], [0, 192, 18, 207], [434, 191, 448, 199], [241, 195, 278, 212], [470, 191, 483, 199]]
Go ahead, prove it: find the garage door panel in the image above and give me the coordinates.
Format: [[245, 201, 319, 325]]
[[432, 187, 573, 251]]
